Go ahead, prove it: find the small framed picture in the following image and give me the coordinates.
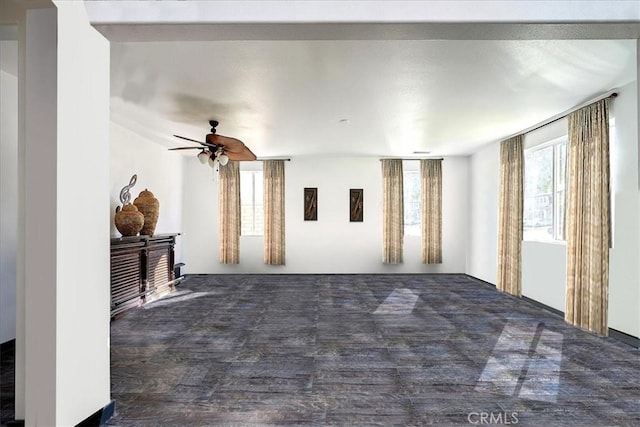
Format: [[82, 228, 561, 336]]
[[304, 188, 318, 221], [350, 189, 363, 222]]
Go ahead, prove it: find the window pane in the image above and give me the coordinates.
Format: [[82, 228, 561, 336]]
[[524, 138, 568, 242], [403, 171, 421, 236], [554, 141, 567, 240], [240, 171, 264, 236], [524, 146, 554, 241], [556, 142, 566, 191], [240, 171, 253, 204], [254, 173, 264, 204], [555, 189, 565, 240], [254, 173, 264, 235]]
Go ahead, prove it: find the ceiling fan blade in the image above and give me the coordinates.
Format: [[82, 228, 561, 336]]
[[241, 145, 258, 160], [173, 134, 204, 144], [173, 134, 218, 148], [168, 146, 203, 150], [225, 146, 258, 161]]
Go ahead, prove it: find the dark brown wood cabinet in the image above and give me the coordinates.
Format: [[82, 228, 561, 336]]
[[110, 233, 181, 317]]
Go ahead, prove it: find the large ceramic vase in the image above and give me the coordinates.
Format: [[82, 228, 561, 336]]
[[134, 189, 160, 235], [114, 204, 144, 236]]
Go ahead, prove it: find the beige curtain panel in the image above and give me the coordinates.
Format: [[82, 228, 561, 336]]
[[219, 161, 241, 264], [264, 160, 286, 265], [565, 98, 611, 336], [497, 135, 524, 297], [421, 159, 443, 264], [382, 159, 404, 263]]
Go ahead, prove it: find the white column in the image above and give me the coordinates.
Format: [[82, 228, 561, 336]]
[[20, 2, 111, 425], [54, 1, 111, 423], [23, 8, 58, 424]]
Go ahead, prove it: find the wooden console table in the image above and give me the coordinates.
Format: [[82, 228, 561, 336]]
[[110, 233, 181, 318]]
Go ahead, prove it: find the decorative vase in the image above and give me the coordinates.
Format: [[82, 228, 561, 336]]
[[114, 204, 144, 236], [133, 188, 160, 235]]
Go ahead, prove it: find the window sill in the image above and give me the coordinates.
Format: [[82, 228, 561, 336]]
[[523, 239, 566, 246]]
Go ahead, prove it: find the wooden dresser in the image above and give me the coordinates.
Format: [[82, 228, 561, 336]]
[[110, 233, 181, 317]]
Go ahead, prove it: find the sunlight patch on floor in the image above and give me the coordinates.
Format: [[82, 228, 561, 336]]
[[143, 290, 213, 309], [475, 320, 563, 403], [373, 288, 419, 315]]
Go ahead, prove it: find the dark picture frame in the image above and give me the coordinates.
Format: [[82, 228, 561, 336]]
[[350, 189, 363, 222], [304, 187, 318, 221]]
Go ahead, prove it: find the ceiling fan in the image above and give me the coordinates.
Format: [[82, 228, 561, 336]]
[[169, 120, 257, 169]]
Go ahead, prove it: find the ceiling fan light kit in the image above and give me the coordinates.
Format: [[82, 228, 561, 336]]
[[169, 120, 257, 170], [196, 150, 209, 164]]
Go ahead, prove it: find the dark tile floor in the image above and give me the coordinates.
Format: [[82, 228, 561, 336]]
[[1, 274, 639, 426], [0, 342, 14, 426], [107, 274, 640, 426]]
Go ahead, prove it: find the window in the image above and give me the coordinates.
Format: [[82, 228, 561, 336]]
[[524, 138, 566, 241], [404, 170, 421, 236], [240, 170, 263, 236]]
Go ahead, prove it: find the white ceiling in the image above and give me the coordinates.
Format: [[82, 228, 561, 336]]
[[105, 20, 638, 159]]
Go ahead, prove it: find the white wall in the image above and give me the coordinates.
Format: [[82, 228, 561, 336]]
[[467, 78, 640, 339], [609, 79, 639, 336], [467, 142, 499, 284], [110, 122, 184, 261], [0, 40, 18, 344], [183, 156, 468, 274], [521, 242, 567, 310]]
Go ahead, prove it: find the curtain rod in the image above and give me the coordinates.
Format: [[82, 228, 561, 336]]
[[255, 157, 291, 161], [502, 89, 618, 141]]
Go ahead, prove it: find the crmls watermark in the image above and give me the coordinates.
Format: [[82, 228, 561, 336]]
[[467, 411, 519, 425]]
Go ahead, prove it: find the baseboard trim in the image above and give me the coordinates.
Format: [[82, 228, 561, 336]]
[[609, 328, 640, 348], [521, 299, 639, 348], [521, 295, 564, 318], [464, 274, 496, 288], [465, 274, 639, 348], [74, 400, 115, 427]]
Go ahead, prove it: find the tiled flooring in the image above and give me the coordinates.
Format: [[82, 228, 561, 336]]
[[1, 274, 639, 426], [106, 274, 640, 426], [0, 342, 14, 426]]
